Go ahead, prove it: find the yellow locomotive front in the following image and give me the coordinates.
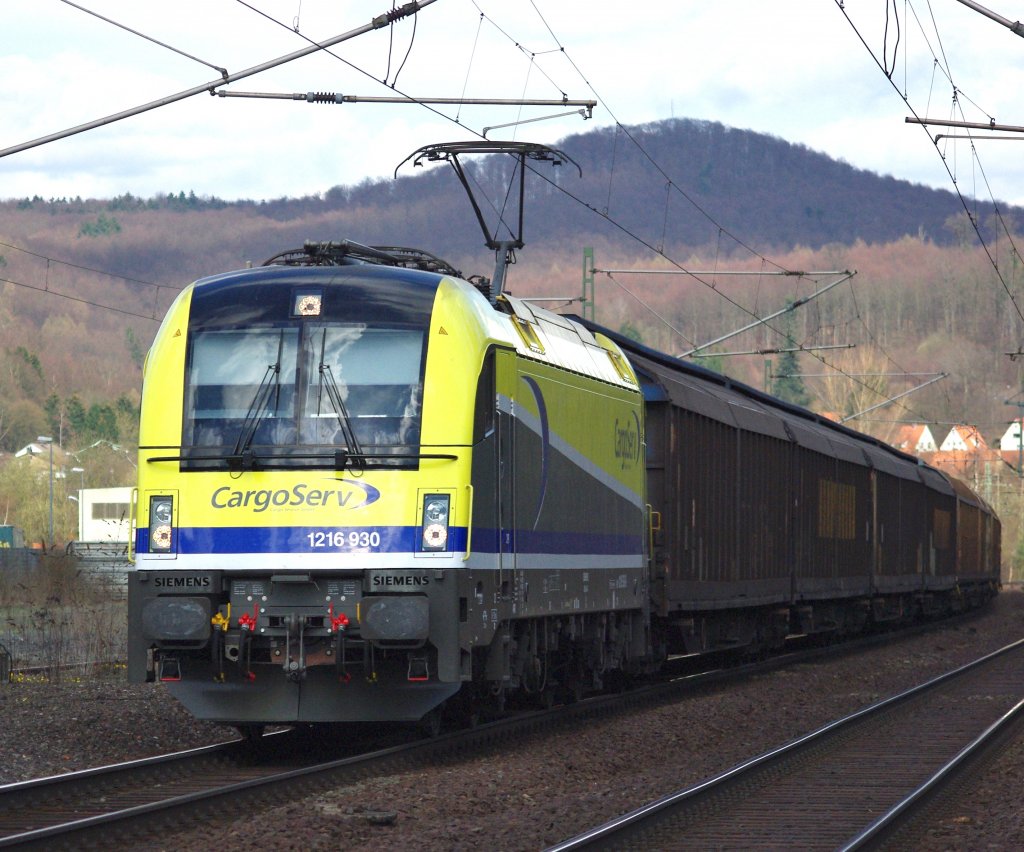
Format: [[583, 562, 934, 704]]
[[128, 252, 487, 726]]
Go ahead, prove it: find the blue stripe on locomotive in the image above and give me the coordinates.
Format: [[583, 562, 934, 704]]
[[135, 525, 641, 557]]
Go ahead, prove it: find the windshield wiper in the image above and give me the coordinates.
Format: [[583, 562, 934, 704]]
[[317, 328, 364, 467], [231, 330, 285, 467]]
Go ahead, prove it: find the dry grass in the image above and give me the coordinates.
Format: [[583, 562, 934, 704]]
[[0, 552, 125, 679]]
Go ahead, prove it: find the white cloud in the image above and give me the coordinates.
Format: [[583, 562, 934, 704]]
[[2, 0, 1022, 204]]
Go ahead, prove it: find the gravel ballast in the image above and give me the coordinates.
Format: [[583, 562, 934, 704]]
[[3, 590, 1023, 850]]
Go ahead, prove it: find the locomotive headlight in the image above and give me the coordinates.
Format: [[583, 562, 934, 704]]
[[149, 496, 174, 553], [421, 494, 450, 551]]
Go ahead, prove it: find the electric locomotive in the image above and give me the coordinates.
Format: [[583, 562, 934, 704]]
[[127, 241, 650, 728]]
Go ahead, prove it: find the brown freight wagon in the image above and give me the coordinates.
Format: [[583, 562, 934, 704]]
[[590, 328, 1001, 659]]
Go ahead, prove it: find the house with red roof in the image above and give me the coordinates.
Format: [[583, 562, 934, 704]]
[[891, 423, 938, 456], [931, 425, 1000, 480]]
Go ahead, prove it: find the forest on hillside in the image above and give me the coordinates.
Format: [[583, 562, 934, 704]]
[[2, 117, 1024, 519], [583, 232, 1024, 439]]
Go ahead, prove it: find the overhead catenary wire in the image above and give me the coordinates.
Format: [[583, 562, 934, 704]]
[[0, 0, 438, 161], [456, 12, 486, 123], [502, 90, 934, 419], [3, 1, 956, 425], [678, 273, 854, 358], [582, 216, 930, 418], [65, 0, 827, 352], [476, 4, 938, 421], [231, 2, 589, 249], [0, 239, 168, 293], [39, 3, 923, 422], [0, 274, 162, 322], [243, 0, 827, 360], [694, 344, 856, 359], [0, 238, 174, 322], [56, 0, 228, 77], [602, 272, 696, 348], [834, 0, 1024, 331]]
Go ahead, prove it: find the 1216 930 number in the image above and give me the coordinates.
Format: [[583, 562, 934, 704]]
[[307, 530, 381, 549]]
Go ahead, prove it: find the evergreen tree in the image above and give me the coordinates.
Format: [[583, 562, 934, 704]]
[[773, 348, 810, 406], [85, 403, 119, 442], [772, 302, 811, 407], [44, 393, 62, 440], [66, 395, 87, 439]]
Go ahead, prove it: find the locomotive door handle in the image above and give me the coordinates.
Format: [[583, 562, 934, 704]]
[[463, 484, 474, 561], [128, 487, 138, 563]]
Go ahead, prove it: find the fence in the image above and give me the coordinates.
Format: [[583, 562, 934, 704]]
[[67, 541, 130, 600]]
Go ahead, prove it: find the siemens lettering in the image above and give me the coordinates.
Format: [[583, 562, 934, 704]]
[[372, 574, 430, 587], [154, 576, 211, 588], [211, 482, 380, 513]]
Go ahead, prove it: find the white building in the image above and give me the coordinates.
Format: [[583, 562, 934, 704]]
[[1000, 420, 1024, 452], [75, 486, 133, 543], [939, 425, 988, 453], [999, 420, 1024, 470], [891, 424, 938, 455]]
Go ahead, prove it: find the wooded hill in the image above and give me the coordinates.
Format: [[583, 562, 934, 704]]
[[1, 116, 1022, 464]]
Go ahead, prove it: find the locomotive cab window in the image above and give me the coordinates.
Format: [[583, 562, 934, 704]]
[[186, 328, 300, 446], [181, 274, 432, 470], [300, 325, 423, 448]]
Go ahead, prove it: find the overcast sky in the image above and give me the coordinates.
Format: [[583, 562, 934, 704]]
[[3, 0, 1024, 206]]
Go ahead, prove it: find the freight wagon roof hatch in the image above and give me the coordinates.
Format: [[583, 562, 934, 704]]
[[919, 465, 956, 496], [784, 418, 835, 454], [860, 442, 920, 480]]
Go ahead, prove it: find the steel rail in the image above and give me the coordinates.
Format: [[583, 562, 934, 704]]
[[0, 611, 994, 848], [0, 738, 238, 797], [0, 704, 616, 849], [0, 737, 251, 844], [547, 635, 1024, 851], [841, 694, 1024, 850]]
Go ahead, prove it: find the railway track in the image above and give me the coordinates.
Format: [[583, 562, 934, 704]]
[[548, 636, 1024, 850], [0, 728, 416, 849], [0, 614, 993, 848]]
